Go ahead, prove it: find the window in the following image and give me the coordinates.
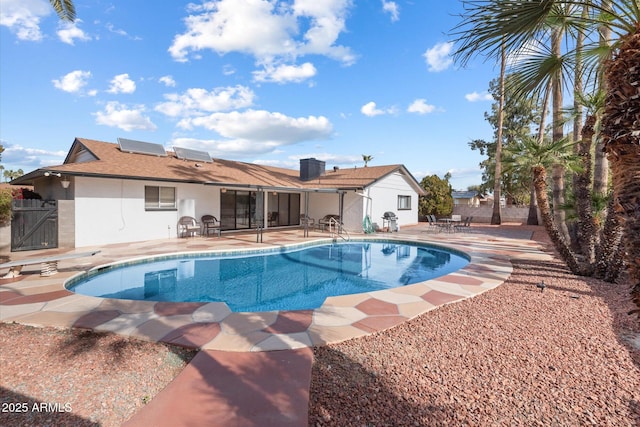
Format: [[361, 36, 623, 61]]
[[398, 195, 411, 210], [145, 186, 176, 210]]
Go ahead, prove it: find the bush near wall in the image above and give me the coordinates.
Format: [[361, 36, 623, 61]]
[[0, 187, 11, 224]]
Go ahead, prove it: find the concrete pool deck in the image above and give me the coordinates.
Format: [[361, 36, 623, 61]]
[[0, 223, 552, 425]]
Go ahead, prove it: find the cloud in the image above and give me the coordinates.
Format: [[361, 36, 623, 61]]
[[0, 143, 67, 170], [254, 152, 361, 169], [424, 41, 453, 72], [381, 1, 399, 22], [52, 70, 94, 94], [465, 91, 493, 102], [57, 19, 91, 45], [407, 99, 436, 114], [253, 62, 317, 83], [0, 0, 50, 41], [155, 85, 255, 117], [168, 0, 355, 67], [107, 73, 136, 94], [94, 101, 157, 131], [179, 110, 333, 149], [361, 101, 396, 117], [159, 75, 176, 87]]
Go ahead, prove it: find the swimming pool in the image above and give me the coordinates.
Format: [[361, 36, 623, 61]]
[[67, 240, 469, 312]]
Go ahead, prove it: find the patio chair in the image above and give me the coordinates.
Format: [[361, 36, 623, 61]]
[[425, 214, 438, 231], [300, 214, 315, 228], [267, 212, 279, 227], [177, 216, 201, 238], [318, 214, 340, 232], [201, 215, 221, 237], [454, 216, 473, 233]]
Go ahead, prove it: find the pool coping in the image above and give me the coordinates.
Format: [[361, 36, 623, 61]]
[[0, 226, 551, 352]]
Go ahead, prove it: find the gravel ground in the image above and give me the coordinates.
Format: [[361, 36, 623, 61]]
[[1, 226, 639, 426], [0, 325, 196, 426], [309, 228, 640, 426]]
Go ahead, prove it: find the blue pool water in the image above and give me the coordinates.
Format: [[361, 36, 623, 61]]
[[67, 241, 469, 312]]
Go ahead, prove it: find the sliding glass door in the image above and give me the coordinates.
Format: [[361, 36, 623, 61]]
[[220, 190, 258, 230], [221, 190, 300, 230]]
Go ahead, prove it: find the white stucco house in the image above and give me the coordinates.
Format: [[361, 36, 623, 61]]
[[10, 138, 425, 249]]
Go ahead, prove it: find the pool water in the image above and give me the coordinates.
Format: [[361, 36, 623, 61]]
[[67, 241, 469, 312]]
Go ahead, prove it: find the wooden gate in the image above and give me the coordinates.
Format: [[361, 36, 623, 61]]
[[11, 200, 58, 251]]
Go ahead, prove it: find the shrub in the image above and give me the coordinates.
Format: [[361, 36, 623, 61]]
[[0, 188, 11, 224]]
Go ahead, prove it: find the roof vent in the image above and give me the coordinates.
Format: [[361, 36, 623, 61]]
[[300, 158, 326, 181]]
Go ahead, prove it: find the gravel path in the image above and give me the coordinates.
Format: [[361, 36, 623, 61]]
[[309, 229, 640, 426], [1, 226, 638, 426]]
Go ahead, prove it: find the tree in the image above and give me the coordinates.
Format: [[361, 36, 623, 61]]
[[419, 174, 453, 217], [362, 155, 373, 167], [469, 73, 540, 206], [452, 0, 640, 293], [489, 43, 507, 224]]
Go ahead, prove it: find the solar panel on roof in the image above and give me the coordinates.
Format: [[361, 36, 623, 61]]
[[174, 146, 213, 163], [117, 138, 167, 157]]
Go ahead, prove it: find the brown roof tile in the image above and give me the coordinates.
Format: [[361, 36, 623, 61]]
[[13, 138, 423, 193]]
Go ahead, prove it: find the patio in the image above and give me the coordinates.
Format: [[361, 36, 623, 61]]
[[0, 223, 552, 426]]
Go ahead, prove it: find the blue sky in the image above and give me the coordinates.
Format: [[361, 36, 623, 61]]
[[0, 0, 500, 190]]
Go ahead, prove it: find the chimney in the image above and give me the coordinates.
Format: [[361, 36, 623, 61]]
[[299, 158, 326, 181]]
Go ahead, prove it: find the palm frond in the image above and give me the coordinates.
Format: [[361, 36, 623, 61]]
[[49, 0, 76, 22]]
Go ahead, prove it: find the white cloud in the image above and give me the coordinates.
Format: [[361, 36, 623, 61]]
[[361, 101, 396, 117], [94, 101, 157, 131], [107, 73, 136, 94], [178, 109, 333, 150], [407, 99, 436, 114], [169, 0, 355, 67], [361, 102, 384, 117], [159, 75, 176, 87], [254, 152, 361, 169], [424, 41, 453, 72], [253, 62, 317, 83], [57, 19, 91, 45], [52, 70, 94, 94], [465, 91, 493, 102], [0, 0, 50, 41], [155, 85, 255, 118], [382, 1, 399, 22], [1, 143, 67, 169]]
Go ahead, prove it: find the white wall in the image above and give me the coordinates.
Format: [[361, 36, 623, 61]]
[[365, 172, 419, 230], [306, 193, 341, 223], [74, 177, 218, 247], [301, 172, 419, 233]]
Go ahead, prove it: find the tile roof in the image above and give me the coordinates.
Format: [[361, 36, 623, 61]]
[[13, 138, 424, 193]]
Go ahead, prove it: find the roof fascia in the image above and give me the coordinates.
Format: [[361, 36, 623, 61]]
[[362, 165, 426, 196]]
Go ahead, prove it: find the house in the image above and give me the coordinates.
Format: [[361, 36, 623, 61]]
[[9, 138, 425, 249], [452, 191, 481, 207]]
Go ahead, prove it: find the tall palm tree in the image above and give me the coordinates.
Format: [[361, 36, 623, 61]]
[[452, 0, 640, 293], [49, 0, 76, 21], [491, 42, 507, 224], [362, 155, 373, 167]]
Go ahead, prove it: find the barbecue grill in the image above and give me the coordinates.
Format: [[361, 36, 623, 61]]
[[382, 211, 398, 232]]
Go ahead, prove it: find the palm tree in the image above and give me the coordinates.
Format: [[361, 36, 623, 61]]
[[504, 136, 583, 272], [362, 155, 373, 167], [491, 42, 507, 224], [49, 0, 76, 21], [452, 0, 640, 293]]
